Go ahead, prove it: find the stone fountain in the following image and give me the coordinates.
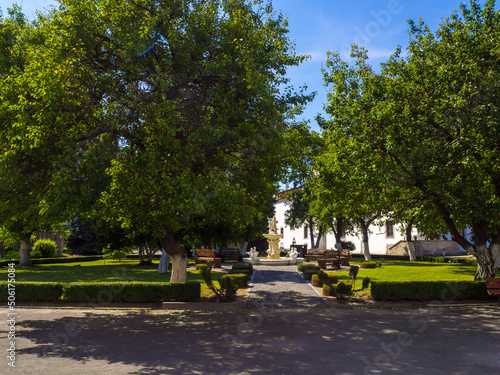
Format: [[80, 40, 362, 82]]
[[244, 216, 304, 266]]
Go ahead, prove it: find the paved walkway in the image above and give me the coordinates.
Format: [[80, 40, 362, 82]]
[[243, 265, 329, 308]]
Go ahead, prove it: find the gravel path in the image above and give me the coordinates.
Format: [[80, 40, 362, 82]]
[[243, 265, 330, 308]]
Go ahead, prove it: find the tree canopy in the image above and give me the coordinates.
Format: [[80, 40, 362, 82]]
[[319, 0, 500, 279]]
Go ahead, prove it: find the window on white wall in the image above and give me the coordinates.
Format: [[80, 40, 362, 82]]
[[304, 226, 308, 239], [280, 227, 284, 235], [386, 221, 394, 238]]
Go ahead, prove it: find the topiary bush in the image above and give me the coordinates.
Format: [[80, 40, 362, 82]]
[[196, 264, 208, 272], [303, 269, 320, 281], [336, 282, 352, 297], [228, 268, 252, 277], [360, 261, 378, 269], [298, 263, 320, 273], [362, 277, 371, 290], [371, 281, 493, 301], [311, 274, 323, 287], [0, 282, 64, 302], [221, 273, 250, 288], [231, 263, 253, 274], [63, 282, 200, 303], [31, 239, 58, 258]]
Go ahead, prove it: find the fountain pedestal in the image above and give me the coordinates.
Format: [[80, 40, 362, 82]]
[[244, 216, 304, 266]]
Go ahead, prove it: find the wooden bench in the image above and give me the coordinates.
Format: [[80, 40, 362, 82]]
[[194, 249, 221, 268], [340, 249, 350, 266], [485, 278, 500, 302], [318, 250, 341, 269], [304, 249, 326, 262], [219, 248, 242, 262]]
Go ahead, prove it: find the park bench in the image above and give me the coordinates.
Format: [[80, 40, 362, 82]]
[[340, 249, 350, 267], [304, 249, 326, 262], [219, 248, 242, 262], [485, 278, 500, 303], [318, 250, 341, 269], [194, 249, 221, 268]]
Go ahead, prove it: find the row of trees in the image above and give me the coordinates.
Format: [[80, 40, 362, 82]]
[[284, 0, 500, 280], [0, 0, 312, 281]]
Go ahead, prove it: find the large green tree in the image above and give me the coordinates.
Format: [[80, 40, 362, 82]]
[[41, 0, 309, 282], [0, 5, 109, 265], [321, 0, 500, 279]]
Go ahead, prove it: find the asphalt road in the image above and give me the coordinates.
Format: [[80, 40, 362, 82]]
[[1, 304, 499, 375]]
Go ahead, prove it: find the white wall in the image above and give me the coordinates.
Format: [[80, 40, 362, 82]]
[[275, 200, 419, 255]]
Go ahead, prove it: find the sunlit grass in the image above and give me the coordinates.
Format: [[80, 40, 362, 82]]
[[0, 259, 222, 298]]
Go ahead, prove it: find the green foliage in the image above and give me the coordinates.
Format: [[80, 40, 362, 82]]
[[231, 263, 253, 274], [360, 262, 378, 269], [201, 265, 238, 302], [63, 282, 200, 303], [221, 273, 250, 288], [195, 264, 208, 272], [228, 269, 252, 277], [311, 274, 323, 287], [341, 241, 356, 251], [102, 246, 129, 261], [371, 281, 493, 301], [31, 239, 58, 258], [298, 263, 320, 272], [362, 277, 371, 291], [0, 282, 64, 302], [336, 282, 352, 297], [303, 269, 320, 281], [3, 250, 19, 260]]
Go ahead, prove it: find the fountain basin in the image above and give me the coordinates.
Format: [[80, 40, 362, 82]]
[[243, 257, 304, 266]]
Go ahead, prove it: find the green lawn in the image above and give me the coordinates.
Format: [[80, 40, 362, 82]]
[[0, 259, 222, 297], [335, 259, 478, 284]]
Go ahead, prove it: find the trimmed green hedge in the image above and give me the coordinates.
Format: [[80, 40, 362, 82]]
[[303, 269, 320, 281], [0, 282, 64, 302], [221, 273, 250, 288], [228, 269, 252, 277], [231, 263, 253, 274], [298, 263, 320, 273], [63, 282, 200, 303], [1, 256, 103, 268], [371, 281, 493, 301], [0, 281, 200, 303], [416, 256, 477, 264], [124, 254, 162, 260]]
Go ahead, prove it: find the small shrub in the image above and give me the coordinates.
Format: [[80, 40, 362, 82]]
[[311, 274, 323, 287], [201, 265, 238, 302], [228, 269, 251, 277], [324, 272, 338, 284], [323, 284, 333, 296], [298, 263, 320, 273], [4, 250, 19, 260], [336, 282, 352, 296], [362, 277, 371, 290], [195, 264, 208, 272], [377, 262, 383, 268], [231, 263, 253, 274], [360, 261, 377, 269], [303, 269, 320, 281], [340, 241, 356, 251], [222, 273, 250, 288], [31, 239, 57, 258], [102, 246, 129, 261]]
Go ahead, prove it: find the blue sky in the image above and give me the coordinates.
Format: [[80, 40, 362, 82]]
[[3, 0, 497, 130]]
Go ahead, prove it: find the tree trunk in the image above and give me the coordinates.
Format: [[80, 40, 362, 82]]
[[308, 217, 315, 248], [360, 222, 371, 261], [407, 241, 416, 262], [19, 240, 32, 266], [332, 217, 343, 251], [159, 230, 187, 283], [239, 242, 248, 256], [158, 249, 170, 274], [473, 243, 496, 280]]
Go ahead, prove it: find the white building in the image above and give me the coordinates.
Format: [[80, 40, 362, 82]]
[[274, 198, 420, 255]]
